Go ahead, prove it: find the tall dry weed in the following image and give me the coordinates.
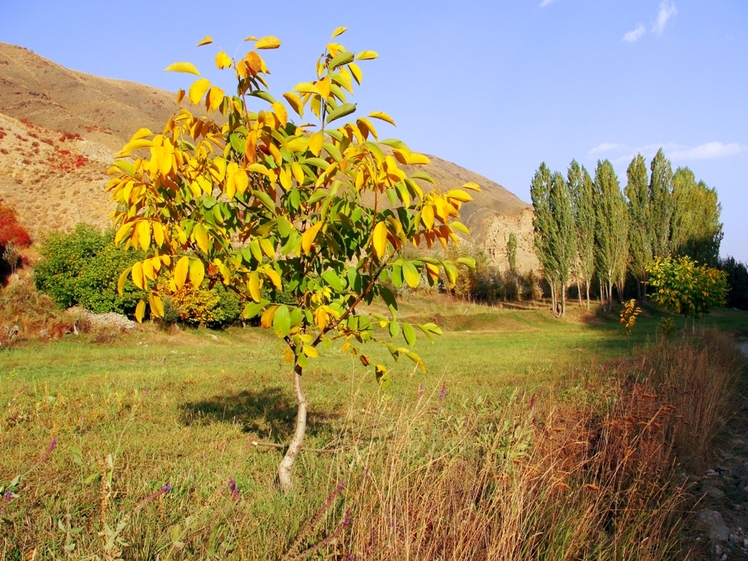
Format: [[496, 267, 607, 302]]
[[320, 330, 742, 560]]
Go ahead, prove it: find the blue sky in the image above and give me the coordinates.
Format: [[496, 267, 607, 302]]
[[1, 0, 746, 260]]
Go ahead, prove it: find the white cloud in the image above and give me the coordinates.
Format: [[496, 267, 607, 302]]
[[589, 143, 624, 155], [670, 142, 745, 160], [539, 0, 556, 7], [652, 0, 677, 35], [623, 24, 646, 43], [588, 142, 745, 165]]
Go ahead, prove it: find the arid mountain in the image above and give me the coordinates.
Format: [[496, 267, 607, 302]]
[[0, 42, 539, 272]]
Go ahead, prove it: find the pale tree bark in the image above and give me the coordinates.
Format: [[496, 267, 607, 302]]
[[278, 363, 308, 492]]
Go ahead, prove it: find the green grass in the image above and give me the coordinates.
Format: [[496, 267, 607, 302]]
[[1, 299, 746, 559]]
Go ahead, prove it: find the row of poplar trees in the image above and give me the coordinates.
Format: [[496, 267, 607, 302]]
[[531, 149, 722, 316]]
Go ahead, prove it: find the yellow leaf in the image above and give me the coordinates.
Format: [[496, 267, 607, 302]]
[[115, 222, 133, 245], [422, 205, 435, 229], [301, 222, 323, 254], [131, 261, 145, 290], [368, 111, 396, 126], [188, 78, 211, 105], [279, 166, 292, 191], [214, 51, 231, 69], [149, 294, 165, 318], [116, 138, 154, 157], [196, 35, 213, 47], [189, 259, 205, 287], [130, 128, 153, 141], [303, 345, 319, 358], [152, 222, 165, 247], [331, 26, 347, 38], [135, 300, 146, 323], [407, 153, 430, 165], [142, 258, 154, 280], [248, 271, 261, 302], [137, 221, 151, 251], [283, 92, 304, 117], [235, 168, 249, 195], [117, 267, 131, 295], [291, 162, 304, 184], [259, 238, 275, 258], [248, 163, 271, 176], [462, 181, 481, 191], [309, 131, 324, 157], [315, 77, 331, 100], [446, 189, 473, 203], [261, 305, 278, 329], [314, 307, 329, 330], [176, 89, 186, 104], [264, 267, 282, 290], [272, 101, 288, 126], [174, 256, 190, 290], [193, 223, 210, 253], [356, 50, 379, 60], [164, 61, 200, 76], [255, 36, 282, 50], [206, 86, 224, 112], [284, 348, 294, 364], [372, 221, 388, 258], [349, 62, 363, 84]]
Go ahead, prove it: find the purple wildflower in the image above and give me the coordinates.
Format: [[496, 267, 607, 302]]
[[38, 436, 57, 465], [439, 383, 447, 401], [530, 393, 536, 409], [417, 384, 424, 399], [228, 478, 239, 501], [342, 508, 351, 527], [133, 482, 172, 512], [0, 491, 13, 517]]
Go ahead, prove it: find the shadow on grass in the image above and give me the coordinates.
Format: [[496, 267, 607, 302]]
[[178, 386, 339, 441]]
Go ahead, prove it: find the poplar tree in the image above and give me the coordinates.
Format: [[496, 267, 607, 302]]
[[624, 154, 652, 298], [593, 160, 629, 312], [568, 160, 595, 308], [671, 167, 723, 266], [549, 171, 576, 316], [531, 163, 560, 314], [649, 149, 673, 258]]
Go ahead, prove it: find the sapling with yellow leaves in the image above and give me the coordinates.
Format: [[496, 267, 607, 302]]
[[107, 29, 478, 491]]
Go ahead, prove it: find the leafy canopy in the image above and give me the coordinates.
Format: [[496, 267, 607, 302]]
[[647, 256, 728, 320], [107, 30, 477, 372]]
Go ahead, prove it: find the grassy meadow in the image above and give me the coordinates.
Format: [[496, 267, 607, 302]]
[[1, 293, 747, 560]]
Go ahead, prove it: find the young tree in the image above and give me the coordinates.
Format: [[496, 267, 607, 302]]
[[107, 31, 477, 491], [648, 148, 673, 258], [593, 160, 629, 312], [670, 167, 723, 267], [624, 154, 652, 298], [567, 160, 595, 309], [507, 232, 517, 273], [647, 256, 728, 331]]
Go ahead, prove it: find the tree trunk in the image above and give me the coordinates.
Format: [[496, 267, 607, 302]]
[[585, 281, 591, 310], [576, 278, 582, 307], [278, 362, 308, 493], [561, 282, 567, 317]]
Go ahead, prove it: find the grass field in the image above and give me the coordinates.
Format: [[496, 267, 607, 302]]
[[1, 296, 747, 559]]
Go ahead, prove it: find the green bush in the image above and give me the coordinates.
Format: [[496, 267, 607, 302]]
[[166, 282, 241, 327], [34, 224, 145, 314]]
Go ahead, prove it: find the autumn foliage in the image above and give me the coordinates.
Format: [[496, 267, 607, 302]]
[[0, 204, 32, 249]]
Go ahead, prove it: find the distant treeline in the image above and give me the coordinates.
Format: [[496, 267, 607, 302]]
[[529, 149, 734, 315]]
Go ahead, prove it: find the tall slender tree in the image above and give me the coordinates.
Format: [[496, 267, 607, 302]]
[[550, 171, 576, 316], [624, 154, 652, 298], [531, 163, 561, 314], [649, 148, 673, 258], [593, 160, 629, 312], [568, 160, 595, 309], [671, 167, 723, 266]]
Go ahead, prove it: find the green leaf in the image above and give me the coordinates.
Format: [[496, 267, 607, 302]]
[[242, 301, 267, 319], [456, 257, 476, 269], [391, 264, 403, 288], [402, 322, 416, 346], [250, 91, 276, 104], [329, 51, 354, 70], [379, 285, 397, 310], [389, 320, 400, 338], [273, 305, 291, 337], [321, 269, 345, 292], [326, 103, 356, 124]]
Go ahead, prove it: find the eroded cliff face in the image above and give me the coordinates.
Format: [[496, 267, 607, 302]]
[[0, 41, 542, 274], [462, 205, 540, 274]]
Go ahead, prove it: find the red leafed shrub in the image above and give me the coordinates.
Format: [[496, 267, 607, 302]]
[[0, 205, 32, 248]]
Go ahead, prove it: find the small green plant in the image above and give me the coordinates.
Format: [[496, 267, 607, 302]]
[[658, 317, 677, 338], [619, 298, 642, 338]]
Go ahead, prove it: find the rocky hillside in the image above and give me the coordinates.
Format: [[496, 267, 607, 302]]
[[0, 42, 539, 272]]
